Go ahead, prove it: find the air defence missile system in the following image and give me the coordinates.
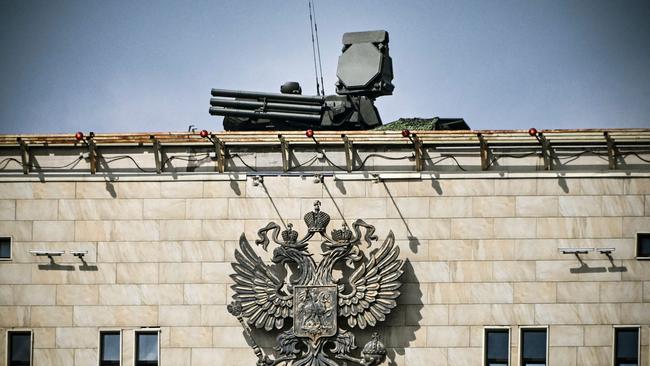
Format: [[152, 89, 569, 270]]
[[209, 30, 394, 131]]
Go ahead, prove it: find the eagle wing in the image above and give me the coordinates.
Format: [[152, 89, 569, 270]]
[[338, 231, 404, 329], [230, 234, 293, 331]]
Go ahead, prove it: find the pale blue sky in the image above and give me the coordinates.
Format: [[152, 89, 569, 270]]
[[1, 0, 649, 133]]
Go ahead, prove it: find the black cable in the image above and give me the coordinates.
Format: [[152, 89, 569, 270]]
[[228, 153, 258, 172], [0, 158, 23, 170], [353, 153, 413, 171], [428, 155, 468, 171], [288, 155, 319, 170], [161, 154, 211, 166], [488, 152, 538, 168], [102, 155, 157, 173], [623, 152, 650, 163]]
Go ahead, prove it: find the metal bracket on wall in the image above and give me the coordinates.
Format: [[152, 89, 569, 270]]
[[150, 136, 162, 174], [279, 135, 290, 172], [210, 134, 226, 173], [604, 132, 618, 170], [478, 133, 489, 171], [17, 138, 30, 174], [411, 134, 424, 171], [87, 135, 98, 174], [342, 134, 353, 172], [538, 133, 553, 170]]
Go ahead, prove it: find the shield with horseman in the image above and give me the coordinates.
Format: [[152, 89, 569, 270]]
[[293, 285, 338, 342]]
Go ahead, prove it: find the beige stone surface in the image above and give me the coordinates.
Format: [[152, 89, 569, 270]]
[[495, 178, 537, 196], [0, 306, 30, 326], [16, 199, 58, 220], [473, 196, 515, 217], [447, 347, 481, 366], [161, 348, 191, 366], [118, 181, 161, 198], [33, 348, 74, 366], [159, 305, 201, 326], [32, 220, 74, 241], [98, 241, 182, 263], [59, 199, 143, 220], [451, 218, 493, 239], [159, 219, 203, 240], [515, 196, 558, 217], [557, 282, 600, 303], [514, 282, 557, 303], [144, 199, 186, 219], [57, 285, 99, 305], [99, 284, 183, 305], [1, 176, 650, 365], [161, 181, 203, 198], [117, 263, 159, 284], [31, 306, 73, 326], [55, 327, 97, 348], [184, 284, 227, 304], [426, 326, 469, 347], [73, 305, 158, 326], [404, 347, 447, 366], [576, 346, 611, 366]]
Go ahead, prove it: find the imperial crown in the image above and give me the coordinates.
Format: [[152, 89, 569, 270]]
[[281, 223, 299, 245], [304, 200, 330, 232], [331, 223, 353, 242]]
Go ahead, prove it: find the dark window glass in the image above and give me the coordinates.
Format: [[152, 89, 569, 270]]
[[0, 237, 11, 259], [8, 331, 31, 366], [521, 328, 546, 366], [135, 332, 158, 366], [485, 329, 509, 366], [615, 328, 639, 366], [637, 233, 650, 258], [100, 331, 120, 366]]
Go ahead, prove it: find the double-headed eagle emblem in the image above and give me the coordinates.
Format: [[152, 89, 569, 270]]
[[228, 201, 404, 366]]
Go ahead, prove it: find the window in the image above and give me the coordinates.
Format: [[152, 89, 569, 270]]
[[484, 328, 510, 366], [636, 233, 650, 259], [99, 331, 120, 366], [520, 327, 547, 366], [7, 331, 31, 366], [135, 330, 159, 366], [614, 327, 639, 366], [0, 237, 11, 260]]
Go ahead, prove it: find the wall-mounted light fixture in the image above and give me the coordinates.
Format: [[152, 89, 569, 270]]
[[71, 250, 88, 259], [251, 175, 264, 186], [559, 248, 593, 255], [30, 250, 65, 263], [596, 247, 615, 255]]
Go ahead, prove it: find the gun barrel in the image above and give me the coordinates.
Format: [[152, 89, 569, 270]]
[[209, 107, 322, 122], [210, 98, 323, 114], [211, 89, 325, 104]]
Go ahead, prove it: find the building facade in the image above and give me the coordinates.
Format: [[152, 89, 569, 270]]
[[0, 129, 649, 365]]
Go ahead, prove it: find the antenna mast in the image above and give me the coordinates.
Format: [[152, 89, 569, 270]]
[[308, 1, 321, 96], [311, 0, 325, 96]]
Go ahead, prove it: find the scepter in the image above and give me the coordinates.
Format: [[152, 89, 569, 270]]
[[227, 300, 269, 363]]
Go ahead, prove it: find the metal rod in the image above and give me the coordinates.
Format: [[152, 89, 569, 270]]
[[211, 89, 325, 104], [209, 107, 322, 122], [210, 98, 323, 113]]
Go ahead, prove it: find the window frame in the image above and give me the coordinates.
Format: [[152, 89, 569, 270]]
[[612, 325, 640, 366], [133, 329, 160, 366], [518, 326, 548, 366], [98, 329, 122, 366], [6, 329, 32, 366], [483, 326, 511, 366], [636, 232, 650, 259], [0, 236, 12, 261]]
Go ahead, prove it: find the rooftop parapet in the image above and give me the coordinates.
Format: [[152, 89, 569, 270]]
[[0, 129, 648, 177]]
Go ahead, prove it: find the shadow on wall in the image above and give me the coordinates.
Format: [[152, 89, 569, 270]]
[[385, 259, 423, 365]]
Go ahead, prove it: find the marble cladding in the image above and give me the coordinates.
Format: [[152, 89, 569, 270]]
[[0, 177, 648, 365]]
